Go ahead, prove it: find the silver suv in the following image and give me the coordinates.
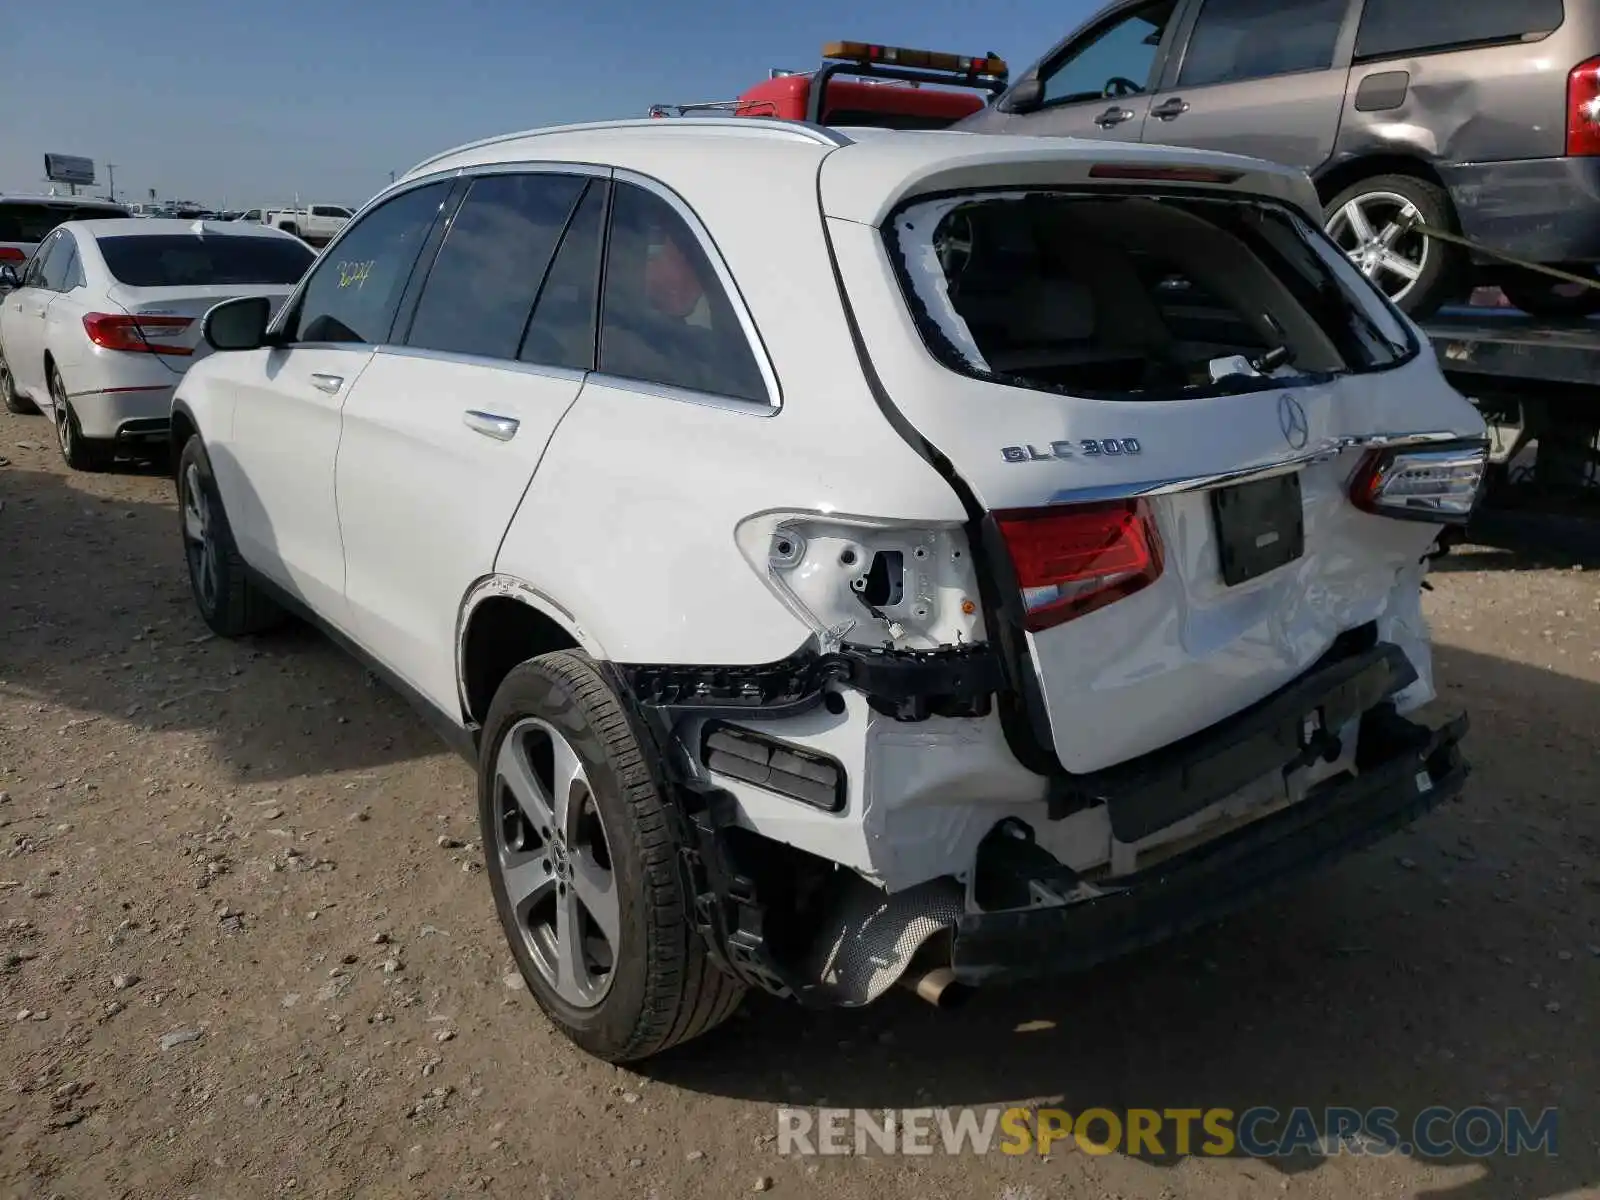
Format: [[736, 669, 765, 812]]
[[958, 0, 1600, 319]]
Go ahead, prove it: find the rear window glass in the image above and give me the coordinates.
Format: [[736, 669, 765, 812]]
[[1356, 0, 1564, 59], [0, 203, 126, 243], [888, 190, 1413, 401], [96, 234, 315, 287]]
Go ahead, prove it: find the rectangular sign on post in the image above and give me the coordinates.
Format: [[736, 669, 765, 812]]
[[43, 154, 96, 186]]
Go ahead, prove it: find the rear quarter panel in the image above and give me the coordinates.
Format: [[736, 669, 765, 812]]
[[491, 140, 968, 666]]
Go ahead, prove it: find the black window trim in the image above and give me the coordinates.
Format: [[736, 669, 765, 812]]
[[1025, 0, 1193, 113], [1162, 0, 1362, 92]]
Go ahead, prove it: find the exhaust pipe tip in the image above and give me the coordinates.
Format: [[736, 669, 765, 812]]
[[903, 965, 970, 1010]]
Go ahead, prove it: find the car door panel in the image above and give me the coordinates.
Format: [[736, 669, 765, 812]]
[[213, 179, 456, 634], [334, 170, 603, 712], [1141, 0, 1357, 170], [336, 352, 584, 711], [5, 233, 66, 398], [957, 0, 1189, 142]]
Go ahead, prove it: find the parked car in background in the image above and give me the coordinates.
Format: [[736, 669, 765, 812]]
[[957, 0, 1600, 319], [0, 219, 314, 468], [267, 204, 353, 244], [170, 118, 1482, 1063], [0, 195, 129, 280]]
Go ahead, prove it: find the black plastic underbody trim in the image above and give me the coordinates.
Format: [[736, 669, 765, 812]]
[[617, 641, 1005, 723], [951, 700, 1470, 987]]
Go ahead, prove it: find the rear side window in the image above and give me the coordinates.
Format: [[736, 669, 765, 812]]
[[405, 173, 587, 361], [597, 182, 768, 403], [289, 181, 449, 345], [310, 205, 352, 218], [0, 203, 124, 243], [1178, 0, 1349, 87], [520, 180, 608, 372], [887, 190, 1412, 402], [1356, 0, 1563, 59], [96, 234, 314, 287]]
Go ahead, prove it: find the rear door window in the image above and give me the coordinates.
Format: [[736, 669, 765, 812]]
[[1355, 0, 1563, 58], [1178, 0, 1349, 87], [597, 182, 769, 403], [404, 172, 588, 361], [286, 181, 450, 345], [33, 233, 72, 291], [520, 179, 608, 372], [888, 189, 1412, 401], [96, 234, 315, 286]]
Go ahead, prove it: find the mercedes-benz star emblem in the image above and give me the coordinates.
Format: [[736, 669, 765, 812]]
[[1278, 393, 1309, 450]]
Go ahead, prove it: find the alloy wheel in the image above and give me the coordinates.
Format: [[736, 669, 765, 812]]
[[492, 717, 620, 1009], [1324, 191, 1431, 304], [181, 463, 220, 612]]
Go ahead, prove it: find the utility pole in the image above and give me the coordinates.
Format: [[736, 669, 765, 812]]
[[107, 163, 118, 201]]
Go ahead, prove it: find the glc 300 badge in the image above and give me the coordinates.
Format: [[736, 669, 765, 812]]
[[1001, 438, 1142, 463]]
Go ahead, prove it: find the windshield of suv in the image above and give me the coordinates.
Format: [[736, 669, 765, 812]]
[[96, 234, 316, 287], [888, 190, 1414, 401], [0, 203, 126, 243]]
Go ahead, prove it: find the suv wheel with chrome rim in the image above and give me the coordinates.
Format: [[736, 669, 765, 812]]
[[1323, 173, 1463, 320], [176, 435, 284, 638]]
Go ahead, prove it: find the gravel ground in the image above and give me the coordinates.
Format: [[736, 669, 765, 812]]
[[1, 409, 1596, 1200]]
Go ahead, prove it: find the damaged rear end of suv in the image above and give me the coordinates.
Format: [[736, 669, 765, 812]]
[[616, 132, 1488, 1037]]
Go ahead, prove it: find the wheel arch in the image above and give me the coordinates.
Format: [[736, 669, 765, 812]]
[[170, 400, 199, 466], [1313, 155, 1455, 220], [456, 575, 606, 726]]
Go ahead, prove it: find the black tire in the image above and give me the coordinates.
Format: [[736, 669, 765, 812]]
[[1323, 173, 1465, 320], [480, 652, 744, 1062], [1498, 268, 1600, 319], [0, 350, 36, 414], [176, 434, 284, 637], [49, 365, 114, 471]]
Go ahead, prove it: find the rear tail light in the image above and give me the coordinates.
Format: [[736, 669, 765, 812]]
[[0, 247, 25, 264], [995, 499, 1163, 632], [1349, 442, 1488, 525], [82, 313, 193, 356], [1568, 57, 1600, 155]]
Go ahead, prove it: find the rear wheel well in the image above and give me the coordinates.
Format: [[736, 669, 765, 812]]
[[170, 409, 197, 469], [1315, 156, 1458, 227], [461, 596, 580, 725]]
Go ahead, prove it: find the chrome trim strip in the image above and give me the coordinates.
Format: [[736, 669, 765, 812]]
[[1045, 431, 1468, 506], [375, 344, 588, 385], [586, 372, 778, 418], [612, 167, 784, 410]]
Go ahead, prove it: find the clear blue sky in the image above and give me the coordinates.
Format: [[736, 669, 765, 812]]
[[3, 0, 1093, 209]]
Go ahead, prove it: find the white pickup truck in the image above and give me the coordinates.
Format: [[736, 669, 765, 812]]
[[257, 204, 352, 245]]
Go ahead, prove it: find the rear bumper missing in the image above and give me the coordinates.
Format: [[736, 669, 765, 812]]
[[950, 699, 1468, 987]]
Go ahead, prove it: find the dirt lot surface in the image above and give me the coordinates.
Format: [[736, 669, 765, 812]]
[[1, 409, 1596, 1200]]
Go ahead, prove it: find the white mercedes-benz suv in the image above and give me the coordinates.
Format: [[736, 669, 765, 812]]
[[171, 118, 1487, 1062]]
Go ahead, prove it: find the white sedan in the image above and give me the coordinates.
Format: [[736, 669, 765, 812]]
[[0, 218, 314, 470]]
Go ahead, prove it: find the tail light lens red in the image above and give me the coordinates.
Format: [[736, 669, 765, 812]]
[[995, 499, 1163, 632], [1349, 442, 1488, 525], [1568, 57, 1600, 155], [0, 247, 26, 264], [82, 313, 193, 356]]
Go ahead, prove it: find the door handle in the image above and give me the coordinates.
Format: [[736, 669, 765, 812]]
[[309, 373, 343, 394], [1150, 97, 1190, 120], [463, 409, 519, 441], [1095, 106, 1136, 128]]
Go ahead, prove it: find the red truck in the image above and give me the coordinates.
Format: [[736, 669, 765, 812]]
[[649, 40, 1008, 130]]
